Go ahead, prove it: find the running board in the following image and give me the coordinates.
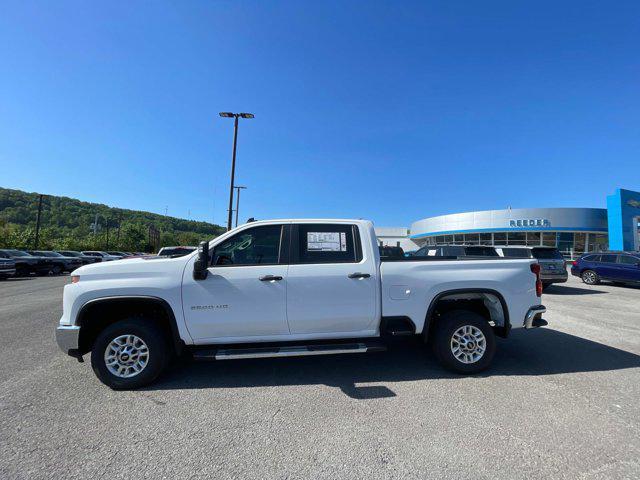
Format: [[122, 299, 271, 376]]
[[192, 342, 386, 361]]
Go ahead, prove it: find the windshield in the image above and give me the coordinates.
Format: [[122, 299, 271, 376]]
[[36, 251, 63, 257], [500, 248, 532, 258], [159, 247, 195, 257], [60, 251, 80, 257], [464, 247, 498, 257], [532, 248, 564, 260], [5, 250, 31, 257]]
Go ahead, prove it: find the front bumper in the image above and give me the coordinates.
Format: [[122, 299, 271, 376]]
[[0, 267, 16, 276], [524, 305, 547, 329], [56, 325, 80, 355]]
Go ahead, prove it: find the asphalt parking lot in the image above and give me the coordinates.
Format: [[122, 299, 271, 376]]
[[1, 274, 639, 479]]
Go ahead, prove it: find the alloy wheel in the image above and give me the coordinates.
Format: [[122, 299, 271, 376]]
[[104, 334, 150, 378], [450, 325, 487, 364]]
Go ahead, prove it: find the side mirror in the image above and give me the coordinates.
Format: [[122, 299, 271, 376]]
[[193, 241, 210, 280]]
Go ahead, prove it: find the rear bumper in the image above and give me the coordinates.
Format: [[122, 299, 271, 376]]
[[524, 305, 547, 329], [540, 271, 568, 283], [56, 325, 80, 355]]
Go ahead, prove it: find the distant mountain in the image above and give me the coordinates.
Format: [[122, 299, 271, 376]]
[[0, 187, 225, 252]]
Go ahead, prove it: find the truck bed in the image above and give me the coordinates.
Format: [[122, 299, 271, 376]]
[[379, 257, 538, 333]]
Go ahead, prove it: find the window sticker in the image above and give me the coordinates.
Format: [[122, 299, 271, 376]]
[[427, 249, 437, 256], [307, 232, 347, 252]]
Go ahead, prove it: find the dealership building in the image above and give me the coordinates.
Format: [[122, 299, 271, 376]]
[[376, 188, 640, 255]]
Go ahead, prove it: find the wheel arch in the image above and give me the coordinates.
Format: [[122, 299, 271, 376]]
[[76, 296, 183, 355], [423, 288, 511, 342]]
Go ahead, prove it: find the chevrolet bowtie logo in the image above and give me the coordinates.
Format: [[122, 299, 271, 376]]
[[627, 199, 640, 208]]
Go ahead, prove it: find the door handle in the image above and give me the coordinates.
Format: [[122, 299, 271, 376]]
[[259, 275, 283, 281], [348, 272, 371, 279]]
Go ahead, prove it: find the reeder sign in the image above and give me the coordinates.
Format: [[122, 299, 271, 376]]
[[509, 219, 550, 228]]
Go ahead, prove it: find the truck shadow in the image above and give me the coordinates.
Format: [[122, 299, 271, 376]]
[[148, 329, 640, 399], [543, 285, 607, 295]]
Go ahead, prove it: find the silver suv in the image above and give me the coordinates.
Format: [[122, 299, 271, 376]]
[[495, 246, 567, 287]]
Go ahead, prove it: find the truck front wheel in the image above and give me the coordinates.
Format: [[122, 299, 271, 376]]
[[91, 318, 169, 390], [433, 310, 496, 374]]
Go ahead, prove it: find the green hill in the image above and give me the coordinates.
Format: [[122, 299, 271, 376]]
[[0, 187, 225, 252]]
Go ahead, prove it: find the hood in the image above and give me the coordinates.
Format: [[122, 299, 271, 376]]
[[73, 254, 192, 279]]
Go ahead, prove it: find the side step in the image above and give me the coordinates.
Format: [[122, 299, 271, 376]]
[[192, 342, 386, 361]]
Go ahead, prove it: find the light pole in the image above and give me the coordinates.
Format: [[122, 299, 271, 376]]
[[219, 112, 254, 231], [234, 186, 247, 228]]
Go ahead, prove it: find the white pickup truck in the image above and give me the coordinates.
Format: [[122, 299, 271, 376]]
[[56, 219, 547, 389]]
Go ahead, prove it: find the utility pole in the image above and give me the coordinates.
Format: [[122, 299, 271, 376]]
[[234, 186, 247, 228], [105, 218, 109, 250], [219, 112, 254, 231], [93, 213, 99, 235], [34, 194, 44, 249]]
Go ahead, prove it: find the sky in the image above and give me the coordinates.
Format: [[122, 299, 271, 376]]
[[1, 1, 639, 228]]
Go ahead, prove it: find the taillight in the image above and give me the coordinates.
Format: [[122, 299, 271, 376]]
[[571, 261, 577, 266], [530, 263, 542, 297]]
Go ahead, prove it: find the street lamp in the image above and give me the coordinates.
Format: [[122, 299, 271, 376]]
[[219, 113, 254, 229], [234, 186, 247, 227]]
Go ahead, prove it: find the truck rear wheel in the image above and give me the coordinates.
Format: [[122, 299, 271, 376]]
[[432, 310, 496, 374], [91, 318, 169, 390]]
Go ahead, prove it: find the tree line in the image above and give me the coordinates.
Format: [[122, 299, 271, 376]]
[[0, 187, 225, 252]]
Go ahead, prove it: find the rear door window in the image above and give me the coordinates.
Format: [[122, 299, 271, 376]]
[[293, 224, 361, 264], [599, 254, 617, 263], [619, 255, 640, 265]]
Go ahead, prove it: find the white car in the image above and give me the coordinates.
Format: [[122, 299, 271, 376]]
[[81, 251, 122, 262], [57, 219, 546, 389]]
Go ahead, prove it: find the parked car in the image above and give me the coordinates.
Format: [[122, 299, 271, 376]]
[[28, 251, 83, 274], [56, 219, 546, 390], [157, 246, 196, 257], [56, 250, 101, 265], [81, 251, 122, 262], [0, 252, 17, 279], [571, 251, 640, 286], [107, 251, 130, 258], [413, 245, 499, 259], [495, 246, 567, 287], [0, 249, 54, 276]]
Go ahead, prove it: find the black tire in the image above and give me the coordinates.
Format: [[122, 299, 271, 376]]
[[581, 269, 599, 285], [52, 265, 62, 275], [91, 318, 169, 390], [432, 310, 496, 374]]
